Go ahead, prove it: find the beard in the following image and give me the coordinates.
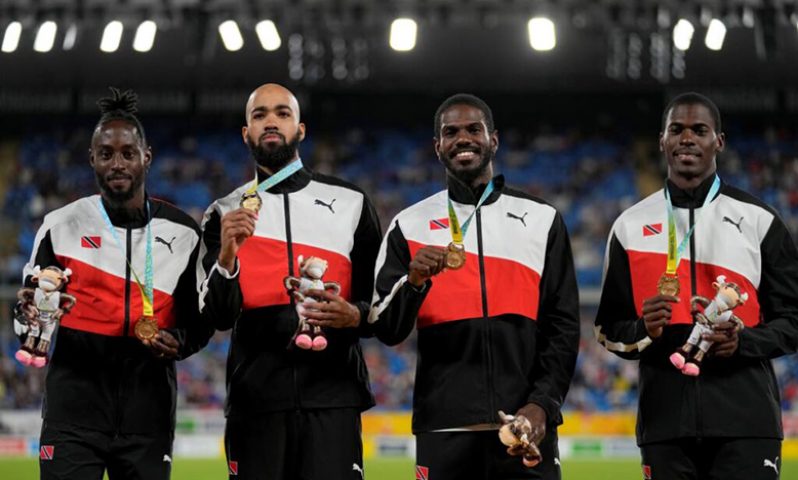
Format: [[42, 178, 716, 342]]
[[246, 128, 302, 172], [443, 147, 494, 186], [95, 171, 144, 205]]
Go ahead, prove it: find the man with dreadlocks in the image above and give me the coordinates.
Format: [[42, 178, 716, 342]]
[[13, 87, 213, 480]]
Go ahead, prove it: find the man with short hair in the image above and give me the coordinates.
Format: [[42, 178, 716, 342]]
[[595, 92, 798, 479], [198, 83, 381, 479], [369, 93, 580, 479], [15, 87, 212, 480]]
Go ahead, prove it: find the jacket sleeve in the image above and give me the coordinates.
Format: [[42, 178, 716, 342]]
[[368, 219, 429, 346], [197, 207, 243, 331], [167, 232, 215, 360], [349, 192, 382, 336], [738, 214, 798, 358], [594, 229, 652, 360], [526, 212, 581, 425]]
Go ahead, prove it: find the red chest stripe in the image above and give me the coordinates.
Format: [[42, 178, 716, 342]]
[[627, 250, 761, 326], [408, 241, 540, 328], [238, 237, 352, 310], [54, 255, 176, 336]]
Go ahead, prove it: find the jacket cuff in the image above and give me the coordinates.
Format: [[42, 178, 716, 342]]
[[213, 259, 239, 279]]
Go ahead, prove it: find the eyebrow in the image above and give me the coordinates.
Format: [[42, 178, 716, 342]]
[[250, 104, 293, 115]]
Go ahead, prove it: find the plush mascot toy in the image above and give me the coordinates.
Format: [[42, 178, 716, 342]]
[[284, 256, 341, 351], [15, 266, 77, 367], [669, 275, 747, 376]]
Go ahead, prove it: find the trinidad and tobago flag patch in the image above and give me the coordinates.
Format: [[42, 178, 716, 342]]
[[228, 460, 238, 476], [415, 465, 429, 480], [642, 464, 652, 479], [642, 223, 663, 237], [81, 236, 102, 248], [429, 218, 449, 230], [39, 445, 54, 460]]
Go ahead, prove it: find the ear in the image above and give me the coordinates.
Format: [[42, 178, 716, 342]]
[[433, 137, 442, 161], [490, 129, 499, 155], [658, 132, 665, 152], [241, 125, 249, 146], [741, 293, 748, 303], [64, 268, 72, 278], [144, 146, 153, 171], [297, 122, 306, 142], [716, 132, 725, 153]]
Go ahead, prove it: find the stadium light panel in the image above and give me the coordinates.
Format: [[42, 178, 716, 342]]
[[218, 20, 244, 51], [256, 20, 281, 51], [133, 20, 157, 52], [673, 19, 694, 51], [527, 17, 556, 51], [2, 22, 22, 53], [704, 19, 726, 51], [34, 21, 57, 53], [100, 21, 124, 53], [389, 18, 417, 52], [63, 24, 77, 50]]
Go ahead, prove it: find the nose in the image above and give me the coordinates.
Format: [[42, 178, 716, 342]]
[[679, 129, 696, 144]]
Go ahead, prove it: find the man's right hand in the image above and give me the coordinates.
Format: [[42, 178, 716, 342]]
[[641, 294, 680, 338], [218, 208, 258, 272], [407, 246, 447, 287]]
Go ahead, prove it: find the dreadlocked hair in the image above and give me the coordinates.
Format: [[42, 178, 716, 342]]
[[95, 87, 147, 144]]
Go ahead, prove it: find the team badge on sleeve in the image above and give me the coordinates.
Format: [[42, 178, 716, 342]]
[[228, 460, 239, 476], [429, 218, 450, 230], [642, 223, 662, 237], [81, 236, 102, 248], [642, 464, 652, 479]]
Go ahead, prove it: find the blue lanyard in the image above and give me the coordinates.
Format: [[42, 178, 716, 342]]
[[247, 158, 304, 194], [447, 180, 495, 243], [664, 174, 721, 272]]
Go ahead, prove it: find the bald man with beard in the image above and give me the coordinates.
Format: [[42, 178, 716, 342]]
[[198, 84, 382, 479]]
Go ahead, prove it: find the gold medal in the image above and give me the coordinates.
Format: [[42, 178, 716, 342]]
[[446, 242, 466, 270], [240, 191, 262, 213], [657, 273, 680, 297], [134, 316, 159, 341]]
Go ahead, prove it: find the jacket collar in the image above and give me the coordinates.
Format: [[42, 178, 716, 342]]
[[665, 173, 722, 208], [254, 159, 312, 194], [447, 173, 505, 206]]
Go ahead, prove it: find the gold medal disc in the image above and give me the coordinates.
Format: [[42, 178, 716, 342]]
[[240, 192, 263, 213], [134, 316, 159, 341], [446, 242, 466, 270], [657, 273, 680, 297]]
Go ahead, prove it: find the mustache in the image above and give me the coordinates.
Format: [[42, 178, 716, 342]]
[[259, 130, 286, 143]]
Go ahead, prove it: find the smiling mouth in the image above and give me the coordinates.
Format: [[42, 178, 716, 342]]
[[451, 150, 480, 161]]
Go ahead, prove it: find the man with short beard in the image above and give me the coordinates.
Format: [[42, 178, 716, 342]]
[[369, 93, 580, 480], [197, 83, 381, 479], [14, 87, 213, 480]]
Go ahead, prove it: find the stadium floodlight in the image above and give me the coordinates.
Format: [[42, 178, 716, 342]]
[[133, 20, 157, 52], [389, 18, 417, 52], [100, 20, 124, 53], [2, 21, 22, 53], [704, 19, 726, 51], [218, 20, 244, 51], [673, 18, 695, 51], [527, 17, 556, 51], [34, 21, 57, 53], [63, 24, 77, 50], [255, 20, 281, 51]]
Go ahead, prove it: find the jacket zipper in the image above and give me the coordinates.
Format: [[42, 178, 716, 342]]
[[284, 193, 301, 411], [689, 206, 703, 438], [476, 209, 495, 420], [116, 226, 133, 435]]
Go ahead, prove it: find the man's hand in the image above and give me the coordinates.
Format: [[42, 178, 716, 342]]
[[641, 294, 679, 338], [501, 403, 547, 468], [218, 208, 258, 272], [408, 246, 447, 287], [703, 320, 740, 357], [304, 289, 361, 329], [142, 330, 180, 360]]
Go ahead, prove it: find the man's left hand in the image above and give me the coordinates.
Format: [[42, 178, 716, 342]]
[[304, 289, 360, 329], [703, 320, 740, 357], [142, 330, 180, 359]]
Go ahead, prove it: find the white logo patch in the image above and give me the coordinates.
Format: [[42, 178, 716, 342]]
[[763, 457, 779, 474], [163, 454, 172, 463], [352, 463, 364, 479]]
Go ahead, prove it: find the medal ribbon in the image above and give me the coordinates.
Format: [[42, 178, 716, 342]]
[[447, 180, 495, 245], [245, 158, 304, 195], [98, 198, 154, 317], [664, 174, 721, 275]]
